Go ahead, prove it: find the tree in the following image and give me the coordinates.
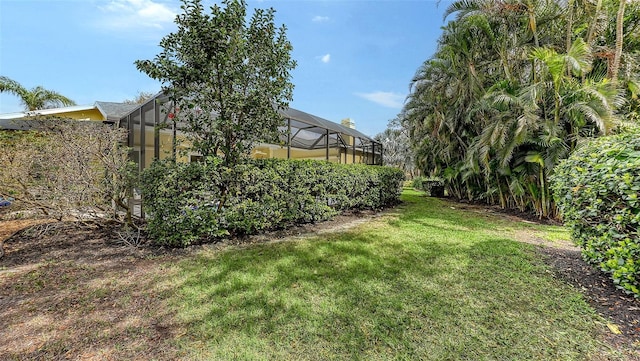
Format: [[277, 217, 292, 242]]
[[135, 0, 296, 167], [0, 76, 76, 111], [122, 91, 156, 105], [403, 0, 637, 217], [611, 0, 626, 81], [374, 119, 417, 178]]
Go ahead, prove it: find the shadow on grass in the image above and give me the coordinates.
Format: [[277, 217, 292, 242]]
[[174, 231, 458, 359], [173, 218, 607, 360]]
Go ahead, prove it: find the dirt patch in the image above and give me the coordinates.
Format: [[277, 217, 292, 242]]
[[0, 222, 182, 360], [513, 229, 578, 250], [0, 219, 52, 258], [0, 219, 51, 242], [0, 221, 171, 267]]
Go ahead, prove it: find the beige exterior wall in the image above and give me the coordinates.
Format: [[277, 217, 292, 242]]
[[253, 144, 368, 164], [130, 131, 370, 169]]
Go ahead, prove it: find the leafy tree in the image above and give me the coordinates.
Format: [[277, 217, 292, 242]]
[[0, 76, 76, 111], [374, 119, 417, 178], [135, 0, 296, 167]]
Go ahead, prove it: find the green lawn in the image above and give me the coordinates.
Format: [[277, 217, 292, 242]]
[[169, 189, 614, 360]]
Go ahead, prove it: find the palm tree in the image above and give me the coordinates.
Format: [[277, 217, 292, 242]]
[[0, 76, 76, 111], [403, 0, 635, 217], [586, 0, 604, 46]]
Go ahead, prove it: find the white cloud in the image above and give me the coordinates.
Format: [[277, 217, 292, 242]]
[[96, 0, 176, 32], [356, 91, 405, 109], [320, 54, 331, 63], [312, 15, 329, 23]]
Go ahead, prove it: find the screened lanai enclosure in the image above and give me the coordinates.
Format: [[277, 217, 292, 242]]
[[117, 92, 383, 171]]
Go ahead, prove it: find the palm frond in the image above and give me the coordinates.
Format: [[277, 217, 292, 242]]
[[0, 76, 28, 98], [568, 102, 612, 134], [564, 38, 593, 76], [443, 0, 483, 21]]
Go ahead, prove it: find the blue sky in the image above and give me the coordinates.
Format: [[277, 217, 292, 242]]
[[0, 0, 451, 136]]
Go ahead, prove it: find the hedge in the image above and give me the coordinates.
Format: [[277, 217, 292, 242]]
[[551, 130, 640, 297], [140, 158, 404, 247]]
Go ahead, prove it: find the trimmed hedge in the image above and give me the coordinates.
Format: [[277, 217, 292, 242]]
[[551, 130, 640, 297], [140, 158, 404, 246]]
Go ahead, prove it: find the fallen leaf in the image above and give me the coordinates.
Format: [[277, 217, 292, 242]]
[[607, 323, 622, 334]]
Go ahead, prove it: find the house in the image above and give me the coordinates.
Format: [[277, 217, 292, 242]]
[[118, 92, 382, 171], [0, 94, 383, 171], [0, 102, 139, 127]]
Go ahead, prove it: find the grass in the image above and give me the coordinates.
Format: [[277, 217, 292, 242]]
[[2, 189, 622, 360], [169, 189, 613, 360]]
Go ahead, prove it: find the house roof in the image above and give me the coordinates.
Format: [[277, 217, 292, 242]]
[[0, 119, 34, 130], [0, 112, 28, 121], [0, 104, 100, 120], [95, 101, 139, 120], [0, 102, 139, 126], [120, 92, 379, 147], [280, 107, 373, 141]]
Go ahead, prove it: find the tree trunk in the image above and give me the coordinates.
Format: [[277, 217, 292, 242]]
[[527, 0, 539, 47], [540, 165, 548, 219], [565, 0, 574, 76], [586, 0, 603, 45], [565, 0, 574, 53], [611, 0, 626, 82]]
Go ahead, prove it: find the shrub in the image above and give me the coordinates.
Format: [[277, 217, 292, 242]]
[[411, 176, 427, 190], [0, 119, 135, 222], [551, 130, 640, 297], [411, 176, 444, 197], [141, 159, 404, 246]]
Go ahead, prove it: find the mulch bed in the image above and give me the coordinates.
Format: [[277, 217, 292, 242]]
[[537, 246, 640, 352]]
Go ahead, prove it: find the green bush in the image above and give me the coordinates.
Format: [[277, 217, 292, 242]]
[[141, 158, 404, 246], [551, 130, 640, 297], [411, 176, 427, 189], [411, 176, 444, 196]]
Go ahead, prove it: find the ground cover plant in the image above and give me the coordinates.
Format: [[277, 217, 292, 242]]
[[1, 189, 638, 360]]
